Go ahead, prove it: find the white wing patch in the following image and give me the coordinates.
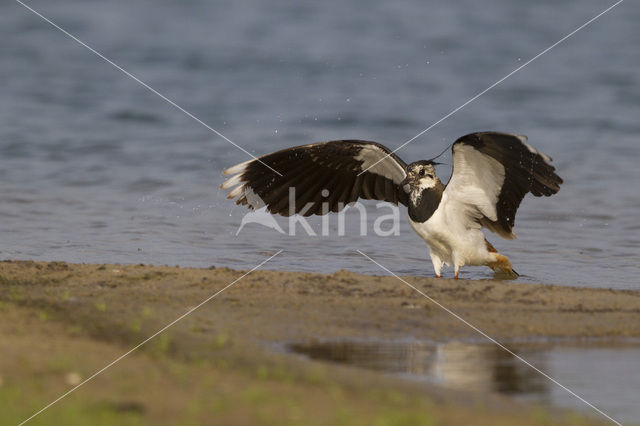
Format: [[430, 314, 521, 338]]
[[222, 159, 251, 176], [516, 133, 553, 162], [220, 173, 243, 190], [523, 142, 552, 162], [354, 145, 406, 184], [227, 183, 246, 199], [442, 144, 506, 223]]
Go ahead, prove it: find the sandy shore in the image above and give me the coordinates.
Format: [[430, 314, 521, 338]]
[[2, 260, 638, 425]]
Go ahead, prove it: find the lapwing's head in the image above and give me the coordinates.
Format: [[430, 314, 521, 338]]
[[402, 160, 441, 192]]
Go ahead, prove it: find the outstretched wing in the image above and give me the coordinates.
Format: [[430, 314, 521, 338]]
[[220, 140, 408, 216], [441, 132, 563, 239]]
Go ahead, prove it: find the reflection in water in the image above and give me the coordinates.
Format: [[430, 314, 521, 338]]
[[431, 342, 547, 395], [289, 340, 640, 423], [289, 340, 547, 396]]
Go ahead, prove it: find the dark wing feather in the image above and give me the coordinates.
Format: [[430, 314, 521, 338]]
[[221, 140, 408, 216], [445, 132, 563, 239]]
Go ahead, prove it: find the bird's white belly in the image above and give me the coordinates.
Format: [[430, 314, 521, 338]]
[[408, 210, 490, 267]]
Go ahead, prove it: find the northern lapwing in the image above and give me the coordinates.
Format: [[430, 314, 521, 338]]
[[221, 132, 563, 278]]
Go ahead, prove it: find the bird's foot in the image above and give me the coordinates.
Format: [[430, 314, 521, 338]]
[[488, 253, 518, 279]]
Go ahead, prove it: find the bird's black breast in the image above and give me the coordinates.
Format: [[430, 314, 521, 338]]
[[408, 186, 444, 223]]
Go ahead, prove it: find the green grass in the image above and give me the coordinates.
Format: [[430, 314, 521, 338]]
[[0, 387, 144, 426]]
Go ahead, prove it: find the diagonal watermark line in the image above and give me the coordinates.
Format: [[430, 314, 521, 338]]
[[18, 250, 283, 426], [356, 250, 622, 426], [15, 0, 282, 177], [359, 0, 625, 176]]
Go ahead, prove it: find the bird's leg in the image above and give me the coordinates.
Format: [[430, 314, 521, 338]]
[[429, 252, 444, 279], [488, 253, 518, 277], [450, 253, 461, 279]]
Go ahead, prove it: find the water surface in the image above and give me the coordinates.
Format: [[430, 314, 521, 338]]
[[288, 338, 640, 424], [1, 0, 639, 289]]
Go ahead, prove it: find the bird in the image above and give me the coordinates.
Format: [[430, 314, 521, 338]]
[[220, 132, 563, 279]]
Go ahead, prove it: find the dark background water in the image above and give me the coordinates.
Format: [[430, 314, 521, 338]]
[[1, 0, 639, 289]]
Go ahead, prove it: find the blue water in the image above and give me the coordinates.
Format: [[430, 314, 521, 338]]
[[1, 0, 639, 289]]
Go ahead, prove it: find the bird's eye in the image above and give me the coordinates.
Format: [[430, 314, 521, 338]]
[[418, 169, 425, 176]]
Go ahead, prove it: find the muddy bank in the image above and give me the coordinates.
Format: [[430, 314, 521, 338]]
[[2, 260, 635, 424]]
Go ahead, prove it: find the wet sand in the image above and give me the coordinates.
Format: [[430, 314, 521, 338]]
[[2, 260, 638, 425]]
